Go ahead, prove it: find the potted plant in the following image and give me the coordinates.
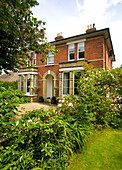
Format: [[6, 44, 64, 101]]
[[51, 96, 57, 104], [39, 96, 44, 103]]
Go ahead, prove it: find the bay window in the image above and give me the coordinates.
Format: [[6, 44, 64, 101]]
[[33, 75, 36, 94], [20, 76, 24, 92], [26, 75, 30, 94], [73, 72, 81, 94], [63, 72, 70, 95]]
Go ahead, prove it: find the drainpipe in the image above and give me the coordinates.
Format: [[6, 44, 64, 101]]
[[104, 37, 109, 69]]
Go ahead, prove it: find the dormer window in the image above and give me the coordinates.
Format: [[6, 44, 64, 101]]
[[32, 53, 36, 66], [68, 44, 74, 61], [77, 42, 84, 60], [47, 52, 54, 65]]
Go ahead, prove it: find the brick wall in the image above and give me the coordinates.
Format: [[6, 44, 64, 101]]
[[85, 36, 104, 68]]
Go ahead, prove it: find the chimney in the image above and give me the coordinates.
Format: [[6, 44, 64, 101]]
[[55, 32, 64, 40], [86, 23, 96, 33]]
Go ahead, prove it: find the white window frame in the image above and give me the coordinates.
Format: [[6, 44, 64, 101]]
[[77, 42, 85, 60], [47, 52, 54, 65], [20, 75, 24, 92], [73, 72, 81, 94], [68, 44, 75, 61], [62, 72, 70, 96], [33, 75, 36, 94], [26, 75, 30, 95], [32, 53, 36, 66]]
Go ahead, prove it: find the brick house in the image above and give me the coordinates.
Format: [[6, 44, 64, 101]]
[[18, 25, 115, 102]]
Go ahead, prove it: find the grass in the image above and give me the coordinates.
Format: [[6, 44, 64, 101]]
[[68, 128, 122, 170]]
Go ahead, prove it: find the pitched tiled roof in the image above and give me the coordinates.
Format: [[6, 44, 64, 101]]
[[0, 72, 18, 81]]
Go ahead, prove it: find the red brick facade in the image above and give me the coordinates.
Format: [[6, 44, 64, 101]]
[[18, 27, 115, 101]]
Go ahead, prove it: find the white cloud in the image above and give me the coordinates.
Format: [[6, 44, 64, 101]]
[[32, 0, 122, 67], [75, 0, 122, 67], [76, 0, 121, 27]]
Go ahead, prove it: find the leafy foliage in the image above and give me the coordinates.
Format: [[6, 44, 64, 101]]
[[57, 64, 122, 128], [0, 0, 58, 73], [0, 64, 121, 169], [0, 80, 18, 90]]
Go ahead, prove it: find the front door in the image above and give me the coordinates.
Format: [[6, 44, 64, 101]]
[[47, 75, 54, 98]]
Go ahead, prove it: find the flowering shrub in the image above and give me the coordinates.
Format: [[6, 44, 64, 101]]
[[56, 65, 122, 128], [0, 64, 121, 169]]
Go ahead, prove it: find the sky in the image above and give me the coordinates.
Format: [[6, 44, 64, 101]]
[[32, 0, 122, 68]]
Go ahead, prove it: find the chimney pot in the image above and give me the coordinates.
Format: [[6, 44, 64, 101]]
[[86, 23, 96, 33], [55, 32, 64, 41]]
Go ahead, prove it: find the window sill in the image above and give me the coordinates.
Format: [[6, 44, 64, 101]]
[[77, 58, 85, 61], [45, 64, 54, 66], [25, 94, 38, 97], [68, 59, 75, 62]]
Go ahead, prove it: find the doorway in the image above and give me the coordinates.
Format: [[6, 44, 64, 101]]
[[47, 75, 54, 98]]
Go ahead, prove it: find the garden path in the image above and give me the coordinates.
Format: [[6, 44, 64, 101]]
[[16, 102, 55, 118]]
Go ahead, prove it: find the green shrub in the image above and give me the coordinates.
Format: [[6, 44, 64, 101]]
[[0, 80, 18, 90], [0, 65, 121, 169], [57, 65, 122, 128]]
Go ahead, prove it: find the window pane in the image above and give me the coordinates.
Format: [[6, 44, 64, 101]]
[[27, 57, 31, 67], [33, 75, 36, 94], [79, 52, 84, 59], [20, 76, 24, 92], [32, 53, 36, 66], [70, 53, 74, 60], [63, 73, 69, 95], [33, 53, 36, 59], [74, 72, 81, 94], [69, 44, 74, 60], [78, 42, 84, 59], [27, 75, 30, 93], [48, 56, 54, 64], [48, 53, 54, 64]]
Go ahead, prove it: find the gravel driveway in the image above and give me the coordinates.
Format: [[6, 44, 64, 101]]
[[17, 102, 55, 118]]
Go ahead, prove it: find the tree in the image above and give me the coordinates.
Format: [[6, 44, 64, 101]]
[[0, 0, 55, 73]]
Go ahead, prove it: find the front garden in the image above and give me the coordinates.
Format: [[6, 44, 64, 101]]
[[0, 63, 121, 169]]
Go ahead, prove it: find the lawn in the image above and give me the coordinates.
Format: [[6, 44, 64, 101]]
[[68, 128, 122, 170]]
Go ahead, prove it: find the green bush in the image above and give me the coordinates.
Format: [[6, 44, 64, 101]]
[[0, 80, 18, 90], [0, 65, 121, 169], [57, 65, 122, 128]]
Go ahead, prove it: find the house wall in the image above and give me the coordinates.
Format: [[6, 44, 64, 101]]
[[19, 33, 114, 101], [103, 40, 112, 69], [85, 36, 104, 68]]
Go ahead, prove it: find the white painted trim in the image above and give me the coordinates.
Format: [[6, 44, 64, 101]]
[[68, 44, 75, 61], [73, 73, 75, 95], [18, 72, 38, 75], [67, 39, 86, 45], [25, 94, 38, 96], [45, 64, 55, 66], [77, 42, 85, 60], [59, 67, 84, 72]]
